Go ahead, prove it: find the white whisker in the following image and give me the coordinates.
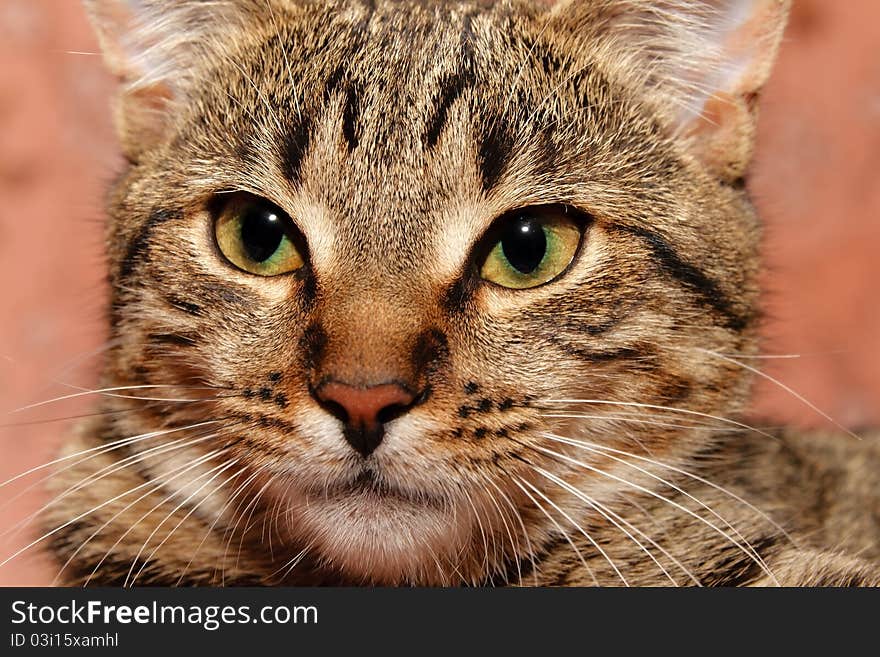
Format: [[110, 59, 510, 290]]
[[125, 458, 242, 586], [526, 441, 779, 585], [510, 476, 600, 586], [462, 488, 491, 581], [532, 465, 690, 586], [55, 447, 229, 585], [695, 349, 861, 441], [547, 433, 795, 546], [479, 477, 522, 586], [0, 419, 222, 493], [0, 440, 224, 571], [9, 385, 229, 414], [538, 398, 777, 440], [177, 466, 270, 585], [485, 472, 539, 586], [1, 427, 225, 548]]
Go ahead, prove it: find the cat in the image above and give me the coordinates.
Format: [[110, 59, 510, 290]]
[[30, 0, 880, 586]]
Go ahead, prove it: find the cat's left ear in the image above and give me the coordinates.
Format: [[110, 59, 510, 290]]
[[83, 0, 247, 161], [546, 0, 791, 181]]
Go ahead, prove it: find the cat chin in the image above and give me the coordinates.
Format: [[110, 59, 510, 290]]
[[287, 489, 472, 585]]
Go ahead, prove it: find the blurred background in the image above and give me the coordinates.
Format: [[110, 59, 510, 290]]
[[0, 0, 878, 585]]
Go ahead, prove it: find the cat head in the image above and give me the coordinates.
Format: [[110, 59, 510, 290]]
[[84, 0, 789, 584]]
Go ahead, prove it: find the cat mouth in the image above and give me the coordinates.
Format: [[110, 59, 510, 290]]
[[285, 466, 467, 585], [308, 468, 445, 509]]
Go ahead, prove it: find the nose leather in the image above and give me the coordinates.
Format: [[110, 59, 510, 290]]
[[314, 381, 416, 456]]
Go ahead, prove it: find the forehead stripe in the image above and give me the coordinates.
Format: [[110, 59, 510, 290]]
[[280, 115, 313, 185], [424, 70, 473, 150], [477, 118, 515, 193], [342, 81, 361, 152]]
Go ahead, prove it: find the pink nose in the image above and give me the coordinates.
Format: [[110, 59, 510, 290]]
[[314, 382, 416, 456]]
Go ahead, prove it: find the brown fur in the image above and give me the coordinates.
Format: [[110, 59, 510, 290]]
[[39, 0, 879, 586]]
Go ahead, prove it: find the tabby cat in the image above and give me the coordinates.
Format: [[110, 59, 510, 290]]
[[32, 0, 880, 586]]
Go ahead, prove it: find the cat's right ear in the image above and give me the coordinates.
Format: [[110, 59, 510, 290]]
[[541, 0, 790, 181], [83, 0, 242, 161]]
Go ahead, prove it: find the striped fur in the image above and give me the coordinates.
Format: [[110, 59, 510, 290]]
[[39, 0, 880, 586]]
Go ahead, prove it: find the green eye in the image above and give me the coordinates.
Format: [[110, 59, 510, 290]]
[[480, 207, 583, 289], [214, 195, 305, 276]]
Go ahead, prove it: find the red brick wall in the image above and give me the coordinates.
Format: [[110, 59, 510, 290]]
[[1, 0, 877, 584]]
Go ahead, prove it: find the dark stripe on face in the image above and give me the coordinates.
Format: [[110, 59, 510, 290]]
[[118, 209, 179, 281], [549, 337, 660, 369], [412, 328, 450, 382], [299, 323, 328, 371], [162, 294, 202, 317], [300, 271, 318, 312], [656, 375, 693, 404], [324, 65, 361, 152], [536, 307, 629, 338], [324, 64, 345, 100], [425, 72, 472, 149], [143, 278, 252, 330], [612, 224, 751, 331], [147, 333, 197, 347], [443, 273, 478, 314], [459, 11, 477, 68], [280, 115, 312, 185], [342, 82, 361, 151], [198, 280, 250, 307], [478, 119, 515, 192]]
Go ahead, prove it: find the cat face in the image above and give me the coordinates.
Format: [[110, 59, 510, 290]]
[[85, 0, 789, 584]]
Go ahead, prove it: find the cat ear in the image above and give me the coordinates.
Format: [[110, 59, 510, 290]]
[[548, 0, 790, 180], [83, 0, 245, 160]]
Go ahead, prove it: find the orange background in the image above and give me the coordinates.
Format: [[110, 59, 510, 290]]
[[1, 0, 878, 585]]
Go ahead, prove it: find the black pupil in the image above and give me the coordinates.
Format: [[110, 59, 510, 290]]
[[501, 217, 547, 274], [240, 206, 285, 263]]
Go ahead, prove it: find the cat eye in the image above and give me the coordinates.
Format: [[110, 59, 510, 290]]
[[479, 206, 584, 289], [214, 194, 305, 276]]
